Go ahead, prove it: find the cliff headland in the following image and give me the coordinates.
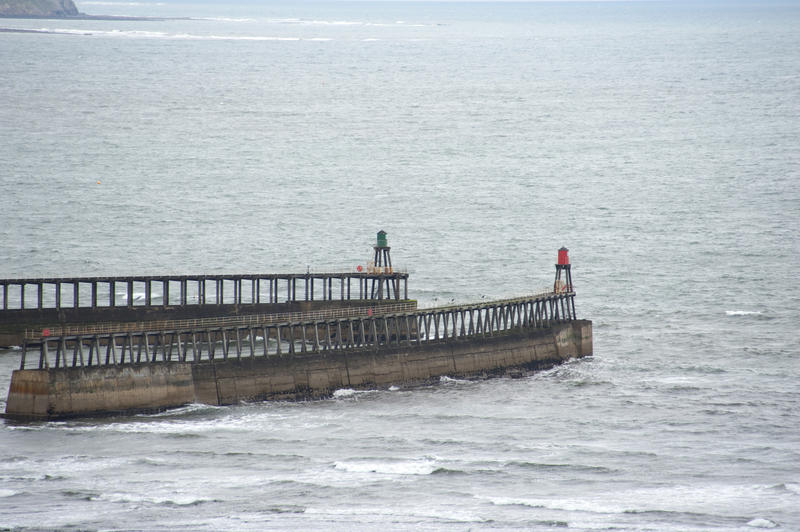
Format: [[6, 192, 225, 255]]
[[0, 0, 79, 17], [0, 0, 172, 20]]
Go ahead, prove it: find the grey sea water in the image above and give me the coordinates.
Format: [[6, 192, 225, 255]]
[[1, 1, 799, 530]]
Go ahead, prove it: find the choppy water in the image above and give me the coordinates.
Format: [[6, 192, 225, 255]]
[[1, 1, 799, 530]]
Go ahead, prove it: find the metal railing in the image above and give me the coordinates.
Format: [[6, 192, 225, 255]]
[[18, 291, 578, 370], [24, 301, 418, 339], [0, 270, 410, 311]]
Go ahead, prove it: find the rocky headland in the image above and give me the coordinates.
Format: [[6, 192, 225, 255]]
[[0, 0, 80, 17]]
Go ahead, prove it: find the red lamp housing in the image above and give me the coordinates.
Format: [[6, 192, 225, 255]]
[[557, 247, 570, 266]]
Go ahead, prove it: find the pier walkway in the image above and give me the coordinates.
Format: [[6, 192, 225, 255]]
[[18, 290, 577, 370], [0, 270, 409, 311]]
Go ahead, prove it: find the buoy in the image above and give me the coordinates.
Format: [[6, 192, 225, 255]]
[[357, 265, 363, 272], [96, 180, 101, 184]]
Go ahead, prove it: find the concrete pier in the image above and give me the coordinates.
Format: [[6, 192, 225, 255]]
[[0, 271, 410, 347], [4, 289, 590, 420], [5, 320, 592, 420], [3, 242, 591, 420]]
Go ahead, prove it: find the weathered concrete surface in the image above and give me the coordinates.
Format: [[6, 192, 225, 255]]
[[5, 320, 592, 420], [5, 363, 195, 419]]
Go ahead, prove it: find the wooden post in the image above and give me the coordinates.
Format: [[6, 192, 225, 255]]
[[235, 328, 242, 359]]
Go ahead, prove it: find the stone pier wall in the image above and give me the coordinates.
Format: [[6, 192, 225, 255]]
[[4, 320, 592, 420]]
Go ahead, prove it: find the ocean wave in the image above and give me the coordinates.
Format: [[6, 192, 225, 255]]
[[505, 461, 616, 474], [439, 375, 470, 385], [93, 491, 213, 506], [261, 17, 428, 28], [779, 483, 800, 495], [79, 1, 165, 5], [332, 388, 375, 399], [0, 488, 18, 498], [747, 518, 779, 528], [726, 310, 764, 316], [483, 495, 626, 514], [29, 28, 319, 41], [192, 17, 257, 23], [333, 458, 437, 476], [135, 402, 221, 418]]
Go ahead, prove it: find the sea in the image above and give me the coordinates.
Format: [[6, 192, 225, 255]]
[[1, 0, 799, 530]]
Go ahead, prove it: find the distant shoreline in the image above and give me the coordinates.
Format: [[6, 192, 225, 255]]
[[0, 14, 186, 22]]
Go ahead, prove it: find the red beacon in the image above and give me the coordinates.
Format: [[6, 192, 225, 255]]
[[554, 247, 574, 295], [557, 247, 570, 266]]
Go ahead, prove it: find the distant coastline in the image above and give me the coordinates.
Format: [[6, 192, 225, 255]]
[[0, 0, 175, 20], [0, 14, 172, 21]]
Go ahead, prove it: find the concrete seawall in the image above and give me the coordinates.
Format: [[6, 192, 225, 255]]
[[5, 320, 592, 420]]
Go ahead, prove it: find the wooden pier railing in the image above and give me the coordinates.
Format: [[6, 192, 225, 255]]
[[18, 291, 577, 370], [0, 271, 409, 311]]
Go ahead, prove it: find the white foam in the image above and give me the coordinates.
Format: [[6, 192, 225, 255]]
[[30, 28, 312, 42], [80, 1, 165, 5], [333, 459, 437, 476], [136, 402, 218, 417], [0, 489, 18, 498], [193, 17, 256, 23], [94, 491, 208, 506], [483, 495, 626, 514], [726, 310, 763, 316], [439, 375, 469, 384], [747, 518, 778, 528], [333, 388, 375, 399], [785, 483, 800, 495]]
